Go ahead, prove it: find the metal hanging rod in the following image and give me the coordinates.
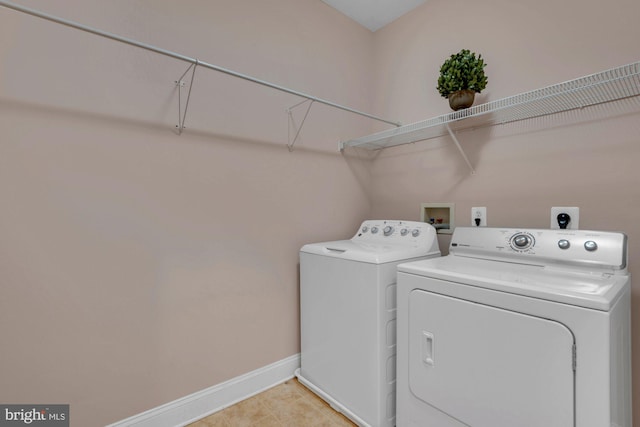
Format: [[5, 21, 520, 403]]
[[0, 0, 401, 128]]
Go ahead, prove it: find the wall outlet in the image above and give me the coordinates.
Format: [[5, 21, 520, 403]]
[[471, 207, 487, 227], [550, 207, 579, 229]]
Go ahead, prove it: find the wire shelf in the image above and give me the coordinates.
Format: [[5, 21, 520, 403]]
[[341, 61, 640, 150]]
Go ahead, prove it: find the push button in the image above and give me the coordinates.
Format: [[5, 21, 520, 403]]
[[584, 241, 598, 252]]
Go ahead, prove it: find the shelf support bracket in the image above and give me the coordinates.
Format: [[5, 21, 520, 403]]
[[286, 99, 314, 152], [445, 123, 475, 174], [175, 60, 199, 135]]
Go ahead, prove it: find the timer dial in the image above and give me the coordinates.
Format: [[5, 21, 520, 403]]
[[510, 233, 534, 251]]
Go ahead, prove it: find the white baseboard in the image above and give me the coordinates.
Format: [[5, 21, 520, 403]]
[[106, 353, 301, 427]]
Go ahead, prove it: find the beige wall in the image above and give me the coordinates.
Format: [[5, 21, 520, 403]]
[[2, 0, 640, 425], [365, 0, 640, 420], [0, 1, 374, 425]]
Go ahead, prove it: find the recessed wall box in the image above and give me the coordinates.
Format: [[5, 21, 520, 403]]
[[421, 203, 455, 234]]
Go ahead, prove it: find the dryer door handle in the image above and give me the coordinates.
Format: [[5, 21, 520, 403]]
[[422, 331, 435, 366]]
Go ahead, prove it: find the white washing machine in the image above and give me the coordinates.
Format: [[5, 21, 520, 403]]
[[396, 227, 632, 427], [296, 220, 440, 427]]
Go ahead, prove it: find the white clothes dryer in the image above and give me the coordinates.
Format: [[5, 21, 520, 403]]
[[396, 227, 632, 427], [297, 220, 440, 427]]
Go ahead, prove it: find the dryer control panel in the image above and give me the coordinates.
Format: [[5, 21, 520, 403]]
[[450, 227, 627, 272]]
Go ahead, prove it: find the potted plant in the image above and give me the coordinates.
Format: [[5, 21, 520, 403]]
[[437, 49, 488, 111]]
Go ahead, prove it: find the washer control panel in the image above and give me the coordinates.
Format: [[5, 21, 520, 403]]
[[450, 227, 628, 271], [353, 220, 436, 246]]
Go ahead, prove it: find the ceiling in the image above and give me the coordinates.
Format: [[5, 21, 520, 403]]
[[321, 0, 427, 32]]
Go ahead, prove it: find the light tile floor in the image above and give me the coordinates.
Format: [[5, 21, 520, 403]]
[[187, 378, 356, 427]]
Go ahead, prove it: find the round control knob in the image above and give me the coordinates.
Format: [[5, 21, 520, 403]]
[[371, 226, 379, 234], [513, 234, 530, 248], [558, 239, 570, 250], [584, 240, 598, 252], [361, 226, 369, 233], [383, 226, 394, 236], [510, 233, 533, 251], [411, 229, 421, 237], [400, 228, 409, 236]]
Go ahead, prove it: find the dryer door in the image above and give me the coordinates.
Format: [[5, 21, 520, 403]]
[[408, 289, 575, 427]]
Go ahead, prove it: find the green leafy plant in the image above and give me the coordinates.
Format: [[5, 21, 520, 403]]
[[437, 49, 488, 98]]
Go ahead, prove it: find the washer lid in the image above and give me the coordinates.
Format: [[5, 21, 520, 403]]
[[301, 239, 439, 264], [300, 219, 441, 264], [398, 255, 629, 310]]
